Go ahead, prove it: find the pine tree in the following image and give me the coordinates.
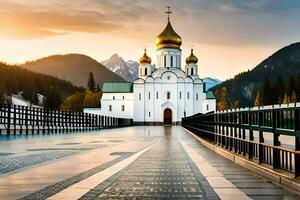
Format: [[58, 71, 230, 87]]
[[96, 84, 101, 92], [87, 72, 95, 92], [262, 78, 272, 105], [295, 76, 300, 100], [272, 76, 285, 104], [287, 76, 295, 97], [282, 93, 290, 104], [254, 91, 262, 106], [290, 90, 297, 103]]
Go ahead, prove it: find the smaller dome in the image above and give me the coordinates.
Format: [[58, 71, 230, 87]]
[[139, 49, 151, 64], [186, 49, 198, 64]]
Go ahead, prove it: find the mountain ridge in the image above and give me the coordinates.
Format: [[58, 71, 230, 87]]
[[213, 42, 300, 107], [22, 53, 127, 88]]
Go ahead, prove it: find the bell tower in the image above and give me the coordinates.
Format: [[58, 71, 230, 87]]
[[138, 49, 152, 77], [185, 49, 199, 76], [155, 7, 182, 69]]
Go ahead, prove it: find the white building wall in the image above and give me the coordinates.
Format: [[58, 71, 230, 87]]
[[133, 83, 145, 122], [203, 99, 216, 114], [85, 93, 133, 119]]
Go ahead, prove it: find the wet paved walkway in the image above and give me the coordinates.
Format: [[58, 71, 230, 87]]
[[0, 126, 298, 199]]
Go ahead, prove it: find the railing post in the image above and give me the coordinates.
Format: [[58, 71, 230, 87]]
[[294, 107, 300, 177], [272, 109, 280, 169], [7, 104, 11, 135]]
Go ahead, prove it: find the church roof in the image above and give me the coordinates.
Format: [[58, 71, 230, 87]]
[[102, 83, 133, 93], [206, 91, 216, 99], [156, 20, 182, 49]]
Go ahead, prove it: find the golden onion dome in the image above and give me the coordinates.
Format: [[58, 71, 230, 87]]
[[186, 49, 198, 64], [155, 20, 182, 49], [139, 49, 151, 64]]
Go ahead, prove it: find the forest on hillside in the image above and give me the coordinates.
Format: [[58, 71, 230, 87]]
[[213, 42, 300, 108], [0, 63, 102, 111], [0, 62, 82, 108], [215, 75, 300, 110]]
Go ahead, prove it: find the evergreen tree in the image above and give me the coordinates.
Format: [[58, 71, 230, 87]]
[[282, 93, 290, 104], [0, 83, 5, 103], [290, 90, 297, 103], [272, 76, 285, 104], [254, 91, 262, 106], [87, 72, 95, 92], [262, 78, 272, 105], [287, 76, 295, 97], [44, 86, 62, 109], [96, 84, 101, 92], [295, 76, 300, 100]]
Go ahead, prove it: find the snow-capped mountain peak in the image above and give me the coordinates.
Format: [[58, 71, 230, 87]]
[[101, 54, 139, 82]]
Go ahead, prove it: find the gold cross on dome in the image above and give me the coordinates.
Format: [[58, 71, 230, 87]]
[[166, 6, 172, 20]]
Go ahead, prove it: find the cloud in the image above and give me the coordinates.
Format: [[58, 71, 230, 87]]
[[1, 0, 300, 47], [0, 1, 120, 39]]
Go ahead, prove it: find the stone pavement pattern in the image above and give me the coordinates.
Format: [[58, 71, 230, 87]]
[[0, 126, 298, 200]]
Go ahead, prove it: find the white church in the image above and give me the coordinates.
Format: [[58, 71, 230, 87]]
[[85, 9, 216, 125]]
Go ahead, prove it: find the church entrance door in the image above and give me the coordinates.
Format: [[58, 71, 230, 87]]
[[163, 108, 172, 124]]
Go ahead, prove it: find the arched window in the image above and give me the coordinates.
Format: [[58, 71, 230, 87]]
[[109, 105, 112, 111], [156, 91, 159, 99], [121, 105, 125, 111], [179, 92, 182, 99], [187, 92, 190, 99], [191, 68, 194, 76], [148, 92, 151, 99], [113, 96, 115, 100], [139, 93, 141, 100], [196, 93, 198, 100], [167, 92, 171, 100], [145, 68, 148, 75], [164, 56, 166, 67], [170, 56, 173, 67]]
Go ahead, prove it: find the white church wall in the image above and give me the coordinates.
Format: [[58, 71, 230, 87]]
[[203, 99, 216, 113], [86, 92, 133, 119], [133, 83, 145, 122], [145, 81, 155, 122]]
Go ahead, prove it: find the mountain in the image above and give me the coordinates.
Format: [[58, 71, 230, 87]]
[[202, 77, 222, 91], [213, 42, 300, 107], [22, 54, 126, 88], [101, 54, 139, 82]]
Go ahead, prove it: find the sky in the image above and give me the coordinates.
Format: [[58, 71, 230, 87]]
[[0, 0, 300, 80]]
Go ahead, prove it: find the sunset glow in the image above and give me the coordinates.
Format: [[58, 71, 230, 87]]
[[1, 0, 300, 80]]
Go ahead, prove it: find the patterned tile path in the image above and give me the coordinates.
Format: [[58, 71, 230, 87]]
[[79, 135, 219, 199], [0, 126, 298, 199]]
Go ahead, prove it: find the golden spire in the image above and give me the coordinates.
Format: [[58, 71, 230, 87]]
[[139, 49, 151, 64], [186, 49, 198, 64], [155, 7, 182, 49]]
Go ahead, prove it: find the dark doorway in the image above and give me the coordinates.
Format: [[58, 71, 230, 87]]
[[164, 108, 172, 124]]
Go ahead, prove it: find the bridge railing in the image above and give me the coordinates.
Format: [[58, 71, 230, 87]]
[[0, 104, 133, 135], [182, 103, 300, 177]]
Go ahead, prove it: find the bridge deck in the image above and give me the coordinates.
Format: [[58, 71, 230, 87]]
[[0, 126, 298, 199]]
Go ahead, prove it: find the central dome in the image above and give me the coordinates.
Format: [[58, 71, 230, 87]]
[[155, 20, 182, 49]]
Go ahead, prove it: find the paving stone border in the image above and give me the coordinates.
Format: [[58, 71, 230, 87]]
[[79, 140, 219, 200], [19, 153, 133, 200]]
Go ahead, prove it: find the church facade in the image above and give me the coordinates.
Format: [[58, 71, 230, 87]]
[[85, 12, 216, 124]]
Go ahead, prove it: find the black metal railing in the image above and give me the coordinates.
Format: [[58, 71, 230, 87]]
[[182, 103, 300, 177], [0, 104, 132, 135]]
